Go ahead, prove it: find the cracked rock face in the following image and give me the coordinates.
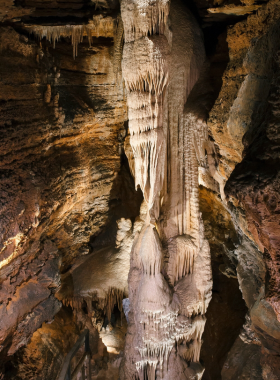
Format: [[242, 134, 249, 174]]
[[1, 0, 280, 379], [0, 14, 128, 375]]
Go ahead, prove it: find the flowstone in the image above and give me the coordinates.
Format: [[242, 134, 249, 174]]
[[120, 0, 212, 379]]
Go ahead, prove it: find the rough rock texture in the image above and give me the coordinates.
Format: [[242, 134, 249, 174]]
[[0, 239, 61, 359], [221, 337, 262, 380], [0, 11, 128, 376], [199, 188, 247, 380], [1, 0, 280, 379], [208, 0, 280, 184], [8, 307, 80, 380], [226, 47, 280, 321], [207, 0, 280, 378], [224, 48, 280, 374]]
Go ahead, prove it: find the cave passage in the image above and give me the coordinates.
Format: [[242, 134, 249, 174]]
[[0, 0, 280, 379]]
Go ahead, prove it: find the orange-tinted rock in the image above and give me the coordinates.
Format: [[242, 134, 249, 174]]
[[225, 51, 280, 323], [208, 0, 280, 182], [0, 15, 127, 370], [225, 18, 280, 378], [1, 0, 280, 378]]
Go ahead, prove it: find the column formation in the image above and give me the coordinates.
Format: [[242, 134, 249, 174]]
[[122, 0, 170, 217], [120, 1, 212, 379]]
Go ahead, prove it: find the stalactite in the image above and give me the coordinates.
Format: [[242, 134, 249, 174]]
[[122, 32, 170, 209], [61, 287, 126, 322], [130, 128, 165, 208], [178, 339, 202, 363], [167, 235, 197, 285], [25, 16, 115, 58], [113, 16, 124, 80], [121, 0, 170, 43], [104, 287, 126, 321], [120, 0, 212, 378]]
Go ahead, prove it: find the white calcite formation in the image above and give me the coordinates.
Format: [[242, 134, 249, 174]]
[[120, 0, 213, 379], [25, 15, 116, 58]]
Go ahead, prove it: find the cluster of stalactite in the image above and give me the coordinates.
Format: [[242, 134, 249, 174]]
[[25, 15, 116, 58], [61, 286, 126, 322], [122, 0, 170, 210], [120, 0, 212, 379]]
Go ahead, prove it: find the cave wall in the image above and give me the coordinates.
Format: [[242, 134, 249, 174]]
[[0, 8, 128, 374], [0, 0, 280, 379], [206, 1, 280, 378]]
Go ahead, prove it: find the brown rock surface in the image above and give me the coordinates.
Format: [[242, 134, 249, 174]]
[[221, 337, 262, 380], [199, 187, 247, 380], [1, 0, 280, 378], [225, 42, 280, 324], [0, 13, 127, 374], [8, 307, 80, 379], [220, 2, 280, 377], [208, 0, 280, 182]]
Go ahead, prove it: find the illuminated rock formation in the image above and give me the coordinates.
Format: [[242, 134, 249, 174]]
[[120, 0, 212, 378], [1, 0, 280, 378], [25, 16, 116, 58]]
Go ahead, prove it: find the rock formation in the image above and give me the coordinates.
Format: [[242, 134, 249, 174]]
[[0, 0, 280, 379], [119, 0, 212, 378]]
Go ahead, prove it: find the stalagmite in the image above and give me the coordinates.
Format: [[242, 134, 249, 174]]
[[120, 0, 212, 379]]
